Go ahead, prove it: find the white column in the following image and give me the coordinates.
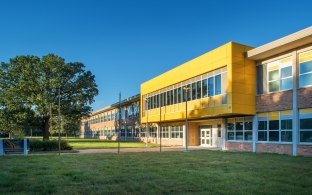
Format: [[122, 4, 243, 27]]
[[222, 118, 226, 150], [292, 51, 298, 156], [252, 115, 258, 153], [0, 139, 3, 156], [23, 139, 28, 156], [183, 125, 186, 147]]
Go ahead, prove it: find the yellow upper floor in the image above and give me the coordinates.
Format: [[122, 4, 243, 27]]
[[140, 42, 256, 123]]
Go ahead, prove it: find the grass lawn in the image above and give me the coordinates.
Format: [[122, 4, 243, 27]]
[[27, 137, 159, 149], [0, 151, 311, 194], [64, 138, 159, 149]]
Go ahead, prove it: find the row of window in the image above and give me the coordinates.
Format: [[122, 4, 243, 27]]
[[227, 117, 253, 141], [83, 105, 140, 125], [144, 68, 227, 110], [258, 50, 312, 94]]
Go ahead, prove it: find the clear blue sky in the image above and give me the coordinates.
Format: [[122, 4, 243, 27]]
[[0, 0, 311, 111]]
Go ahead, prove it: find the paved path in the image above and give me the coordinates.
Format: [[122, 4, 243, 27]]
[[26, 146, 220, 155], [78, 146, 220, 154]]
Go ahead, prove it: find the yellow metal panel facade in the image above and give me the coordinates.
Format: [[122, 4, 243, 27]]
[[141, 42, 255, 123]]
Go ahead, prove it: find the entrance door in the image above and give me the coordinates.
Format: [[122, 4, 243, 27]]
[[200, 125, 212, 146]]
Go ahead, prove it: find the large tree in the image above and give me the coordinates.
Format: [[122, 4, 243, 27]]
[[0, 54, 98, 140]]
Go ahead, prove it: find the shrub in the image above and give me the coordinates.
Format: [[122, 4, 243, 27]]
[[30, 139, 72, 151]]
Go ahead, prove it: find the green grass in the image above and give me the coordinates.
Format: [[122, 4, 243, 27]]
[[27, 137, 158, 149], [66, 139, 158, 149], [0, 151, 311, 194]]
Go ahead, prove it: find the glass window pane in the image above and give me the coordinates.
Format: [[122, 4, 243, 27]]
[[192, 83, 196, 100], [244, 121, 253, 130], [197, 81, 201, 99], [299, 73, 312, 87], [236, 131, 243, 140], [177, 88, 182, 103], [269, 81, 279, 92], [170, 90, 174, 105], [269, 120, 279, 130], [269, 131, 279, 141], [281, 131, 292, 142], [281, 119, 292, 130], [235, 121, 243, 130], [269, 70, 279, 81], [202, 79, 208, 98], [300, 118, 312, 129], [227, 132, 234, 140], [258, 131, 267, 141], [244, 131, 252, 141], [227, 122, 235, 130], [281, 78, 292, 90], [215, 74, 221, 95], [258, 121, 267, 130], [281, 66, 292, 78], [208, 77, 214, 97], [300, 61, 312, 74], [173, 89, 177, 104], [187, 84, 191, 101], [300, 131, 312, 143]]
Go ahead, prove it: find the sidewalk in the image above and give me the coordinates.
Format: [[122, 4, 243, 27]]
[[78, 146, 220, 154]]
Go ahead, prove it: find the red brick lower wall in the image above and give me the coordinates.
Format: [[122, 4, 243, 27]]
[[297, 145, 312, 157], [256, 143, 292, 155], [225, 142, 252, 152]]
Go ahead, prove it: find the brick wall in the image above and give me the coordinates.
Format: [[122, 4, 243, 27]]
[[256, 143, 292, 155], [297, 145, 312, 157], [256, 90, 292, 112], [297, 86, 312, 109], [225, 142, 252, 152]]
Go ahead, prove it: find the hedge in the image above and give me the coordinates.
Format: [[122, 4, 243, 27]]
[[30, 139, 72, 151]]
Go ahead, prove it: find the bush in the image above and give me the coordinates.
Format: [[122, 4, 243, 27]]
[[30, 139, 72, 151]]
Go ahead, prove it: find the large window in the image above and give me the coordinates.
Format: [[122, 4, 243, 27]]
[[226, 117, 253, 141], [144, 67, 227, 110], [171, 126, 183, 138], [299, 109, 312, 143], [257, 111, 293, 143], [202, 79, 208, 98], [191, 82, 196, 100], [208, 77, 214, 97], [299, 50, 312, 87], [160, 126, 169, 138], [267, 57, 293, 93]]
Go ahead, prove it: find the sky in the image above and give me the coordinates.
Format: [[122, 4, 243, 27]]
[[0, 0, 312, 111]]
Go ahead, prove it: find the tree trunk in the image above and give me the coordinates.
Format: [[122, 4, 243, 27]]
[[43, 117, 50, 140]]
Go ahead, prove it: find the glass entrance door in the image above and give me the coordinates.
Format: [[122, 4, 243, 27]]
[[200, 125, 212, 146]]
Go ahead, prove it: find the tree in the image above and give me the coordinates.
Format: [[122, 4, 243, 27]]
[[0, 54, 98, 140]]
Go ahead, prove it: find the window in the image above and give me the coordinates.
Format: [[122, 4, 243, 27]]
[[177, 87, 182, 103], [299, 109, 312, 143], [208, 77, 214, 97], [191, 82, 196, 100], [281, 119, 292, 142], [217, 124, 221, 137], [226, 117, 252, 141], [196, 81, 201, 99], [173, 89, 177, 104], [160, 126, 169, 138], [150, 127, 157, 138], [257, 111, 293, 143], [202, 79, 208, 98], [167, 91, 171, 105], [215, 74, 221, 95], [299, 50, 312, 87], [267, 57, 292, 93], [171, 126, 183, 138]]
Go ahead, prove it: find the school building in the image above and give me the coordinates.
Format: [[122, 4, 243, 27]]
[[81, 26, 312, 156], [140, 26, 312, 156]]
